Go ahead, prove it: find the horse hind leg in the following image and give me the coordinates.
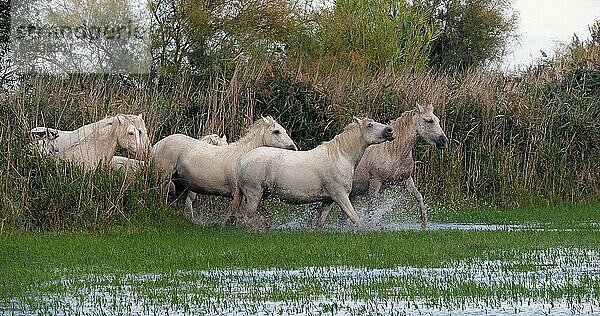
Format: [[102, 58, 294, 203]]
[[256, 204, 273, 230], [405, 176, 428, 229], [184, 192, 199, 223], [166, 180, 177, 203]]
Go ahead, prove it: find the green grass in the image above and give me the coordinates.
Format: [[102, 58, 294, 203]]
[[431, 204, 600, 228], [2, 205, 600, 314]]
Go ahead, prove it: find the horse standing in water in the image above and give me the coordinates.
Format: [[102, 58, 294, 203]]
[[232, 117, 394, 229], [30, 114, 150, 170], [350, 103, 448, 228], [151, 116, 297, 212]]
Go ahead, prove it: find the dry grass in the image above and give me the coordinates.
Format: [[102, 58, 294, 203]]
[[1, 59, 599, 230]]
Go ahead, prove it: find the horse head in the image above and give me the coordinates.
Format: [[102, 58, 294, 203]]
[[353, 117, 394, 145], [415, 103, 448, 149], [113, 114, 151, 159], [258, 116, 298, 151]]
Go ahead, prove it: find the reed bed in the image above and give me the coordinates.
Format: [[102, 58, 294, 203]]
[[1, 59, 599, 231]]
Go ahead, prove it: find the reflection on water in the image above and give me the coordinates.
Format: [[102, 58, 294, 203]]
[[3, 249, 599, 315]]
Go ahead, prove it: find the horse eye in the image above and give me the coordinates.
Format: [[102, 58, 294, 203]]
[[424, 118, 434, 123], [128, 131, 135, 135], [367, 123, 373, 128], [273, 130, 281, 135]]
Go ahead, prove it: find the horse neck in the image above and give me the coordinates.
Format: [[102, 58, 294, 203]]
[[324, 125, 368, 166], [229, 126, 266, 154], [66, 119, 120, 162], [387, 110, 419, 158]]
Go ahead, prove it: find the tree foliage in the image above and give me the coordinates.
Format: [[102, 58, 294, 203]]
[[421, 0, 518, 69], [291, 0, 437, 72], [149, 0, 305, 74]]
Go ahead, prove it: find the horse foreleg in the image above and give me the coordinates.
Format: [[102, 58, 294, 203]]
[[339, 180, 381, 225], [364, 179, 384, 225], [239, 189, 263, 229], [315, 202, 334, 229], [405, 176, 428, 229], [333, 194, 362, 229]]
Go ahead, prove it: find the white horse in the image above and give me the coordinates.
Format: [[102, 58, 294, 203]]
[[110, 133, 228, 175], [231, 117, 394, 229], [350, 103, 448, 228], [30, 114, 150, 170], [151, 116, 297, 210], [175, 134, 228, 217]]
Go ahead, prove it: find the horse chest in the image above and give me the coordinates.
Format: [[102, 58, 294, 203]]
[[376, 159, 413, 183]]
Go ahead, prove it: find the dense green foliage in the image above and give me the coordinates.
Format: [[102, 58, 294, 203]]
[[148, 0, 517, 72], [293, 0, 437, 71], [422, 0, 518, 69]]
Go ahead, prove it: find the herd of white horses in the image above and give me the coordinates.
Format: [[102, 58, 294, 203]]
[[29, 103, 448, 230]]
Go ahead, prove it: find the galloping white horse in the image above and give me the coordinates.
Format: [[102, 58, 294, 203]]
[[350, 103, 448, 228], [30, 114, 150, 170], [110, 133, 228, 174], [151, 116, 297, 207], [232, 117, 394, 229]]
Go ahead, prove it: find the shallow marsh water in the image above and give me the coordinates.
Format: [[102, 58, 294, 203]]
[[3, 193, 599, 315], [4, 248, 599, 315]]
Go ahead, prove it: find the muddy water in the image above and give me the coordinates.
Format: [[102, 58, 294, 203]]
[[5, 249, 599, 315]]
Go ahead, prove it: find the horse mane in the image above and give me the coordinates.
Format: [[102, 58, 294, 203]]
[[321, 121, 363, 156], [231, 117, 274, 149], [386, 109, 418, 154], [62, 114, 137, 151]]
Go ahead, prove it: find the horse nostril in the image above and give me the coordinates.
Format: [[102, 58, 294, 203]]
[[438, 136, 449, 149], [385, 127, 393, 134]]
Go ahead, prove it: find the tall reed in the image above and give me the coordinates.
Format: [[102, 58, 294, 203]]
[[1, 59, 598, 231]]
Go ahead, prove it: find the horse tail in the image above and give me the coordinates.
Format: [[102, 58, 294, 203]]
[[227, 183, 243, 226]]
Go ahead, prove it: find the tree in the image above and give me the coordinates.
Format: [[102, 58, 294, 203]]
[[291, 0, 437, 72], [149, 0, 305, 75], [421, 0, 518, 69]]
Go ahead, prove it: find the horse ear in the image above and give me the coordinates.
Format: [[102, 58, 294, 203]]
[[416, 102, 425, 113], [261, 116, 273, 124], [353, 116, 361, 124], [115, 115, 126, 125], [138, 113, 143, 120], [222, 135, 227, 142]]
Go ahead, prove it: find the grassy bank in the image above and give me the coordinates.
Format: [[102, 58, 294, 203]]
[[2, 205, 600, 314]]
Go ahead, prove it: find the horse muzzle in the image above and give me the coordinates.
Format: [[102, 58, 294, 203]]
[[286, 143, 298, 151], [436, 135, 449, 149], [383, 127, 395, 141]]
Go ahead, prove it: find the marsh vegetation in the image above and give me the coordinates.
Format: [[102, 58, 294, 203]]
[[0, 0, 599, 314]]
